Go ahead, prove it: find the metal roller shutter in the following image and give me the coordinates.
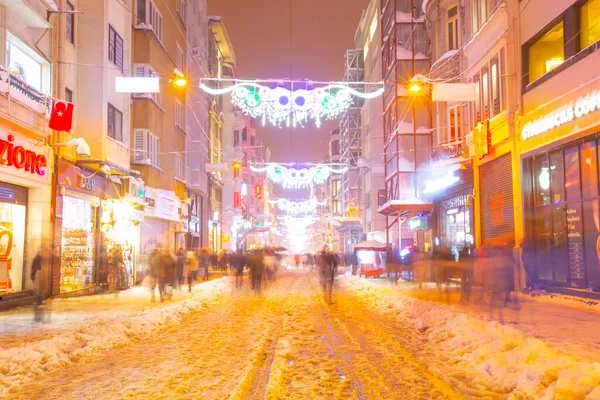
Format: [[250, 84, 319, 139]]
[[0, 182, 28, 205], [480, 154, 515, 245]]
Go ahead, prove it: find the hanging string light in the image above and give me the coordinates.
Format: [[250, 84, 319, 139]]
[[250, 163, 348, 189], [268, 198, 327, 215], [199, 79, 384, 128]]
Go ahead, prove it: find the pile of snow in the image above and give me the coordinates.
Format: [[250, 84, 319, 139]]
[[340, 275, 600, 399], [0, 278, 232, 396]]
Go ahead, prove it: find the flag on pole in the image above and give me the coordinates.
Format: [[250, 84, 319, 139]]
[[49, 99, 74, 132]]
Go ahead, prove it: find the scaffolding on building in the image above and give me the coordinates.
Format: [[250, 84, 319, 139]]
[[340, 49, 364, 217]]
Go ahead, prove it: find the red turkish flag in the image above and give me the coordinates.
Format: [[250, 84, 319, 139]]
[[49, 99, 74, 132]]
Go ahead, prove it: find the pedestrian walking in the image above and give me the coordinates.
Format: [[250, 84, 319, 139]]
[[175, 248, 185, 290], [185, 251, 198, 292], [248, 251, 265, 294], [318, 246, 338, 304], [231, 251, 246, 289], [162, 250, 175, 301], [201, 250, 211, 281], [149, 247, 163, 302], [30, 244, 52, 322]]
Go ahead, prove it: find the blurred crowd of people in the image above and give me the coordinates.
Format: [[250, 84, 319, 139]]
[[386, 244, 519, 322]]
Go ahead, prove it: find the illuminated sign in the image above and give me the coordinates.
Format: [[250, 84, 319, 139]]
[[522, 89, 600, 140], [0, 134, 47, 176], [539, 167, 550, 190], [408, 216, 427, 230]]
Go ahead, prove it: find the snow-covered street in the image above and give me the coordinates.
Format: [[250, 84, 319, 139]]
[[3, 272, 600, 399]]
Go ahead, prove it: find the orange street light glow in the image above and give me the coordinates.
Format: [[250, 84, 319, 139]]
[[409, 83, 422, 93], [171, 77, 189, 87]]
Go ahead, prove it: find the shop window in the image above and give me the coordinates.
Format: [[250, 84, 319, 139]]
[[534, 155, 551, 206], [534, 206, 553, 281], [581, 0, 600, 49], [550, 151, 565, 204], [565, 145, 581, 202], [108, 25, 124, 73], [580, 141, 598, 199], [6, 34, 50, 93], [447, 6, 459, 51], [66, 1, 75, 44], [527, 21, 564, 84], [61, 196, 96, 293], [583, 200, 600, 288], [0, 197, 26, 293], [107, 103, 123, 143], [552, 206, 569, 283]]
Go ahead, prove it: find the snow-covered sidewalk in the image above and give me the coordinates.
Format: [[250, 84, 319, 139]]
[[0, 278, 233, 396], [340, 275, 600, 399]]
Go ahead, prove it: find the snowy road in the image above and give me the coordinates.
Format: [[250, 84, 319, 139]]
[[8, 273, 503, 400]]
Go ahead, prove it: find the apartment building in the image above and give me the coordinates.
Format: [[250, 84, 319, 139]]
[[132, 0, 188, 257]]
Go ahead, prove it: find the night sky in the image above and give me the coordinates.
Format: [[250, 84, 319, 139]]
[[207, 0, 369, 164]]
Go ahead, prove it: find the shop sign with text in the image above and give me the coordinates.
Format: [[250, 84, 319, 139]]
[[0, 132, 51, 184], [522, 89, 600, 141], [155, 189, 181, 222]]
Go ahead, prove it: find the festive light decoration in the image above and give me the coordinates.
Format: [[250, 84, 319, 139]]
[[199, 80, 384, 128], [268, 198, 327, 215], [278, 215, 318, 230], [250, 163, 348, 189]]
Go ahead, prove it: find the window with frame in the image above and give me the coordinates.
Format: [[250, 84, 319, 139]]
[[482, 68, 490, 119], [448, 106, 461, 141], [134, 64, 161, 105], [175, 99, 184, 127], [66, 1, 75, 44], [527, 21, 564, 84], [136, 0, 162, 42], [242, 127, 247, 141], [250, 135, 255, 146], [65, 88, 73, 103], [490, 58, 500, 115], [176, 0, 185, 24], [133, 129, 160, 167], [447, 6, 459, 51], [174, 153, 185, 181], [108, 25, 123, 72], [581, 0, 600, 50], [234, 130, 240, 147], [107, 103, 123, 143], [176, 42, 184, 72]]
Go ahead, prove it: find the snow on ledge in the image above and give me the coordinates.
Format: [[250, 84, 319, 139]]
[[339, 275, 600, 399], [0, 278, 233, 395]]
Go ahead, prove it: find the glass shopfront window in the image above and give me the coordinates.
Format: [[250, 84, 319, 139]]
[[440, 193, 474, 253], [60, 196, 96, 293], [0, 184, 27, 294], [526, 134, 600, 289]]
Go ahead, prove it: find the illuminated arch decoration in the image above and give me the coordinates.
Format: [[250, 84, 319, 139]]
[[269, 198, 327, 215], [199, 80, 384, 128], [250, 163, 348, 189], [278, 215, 318, 231]]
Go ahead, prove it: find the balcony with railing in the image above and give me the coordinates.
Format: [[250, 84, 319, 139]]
[[0, 66, 50, 135], [430, 138, 467, 164]]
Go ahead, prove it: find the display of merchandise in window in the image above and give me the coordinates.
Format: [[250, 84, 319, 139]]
[[60, 196, 96, 293], [0, 202, 26, 294]]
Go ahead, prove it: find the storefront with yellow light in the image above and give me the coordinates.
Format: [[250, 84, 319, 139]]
[[519, 76, 600, 290]]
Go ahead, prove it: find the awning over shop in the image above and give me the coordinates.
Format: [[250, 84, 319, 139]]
[[377, 197, 433, 217]]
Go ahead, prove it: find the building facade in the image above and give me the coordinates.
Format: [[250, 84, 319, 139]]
[[518, 0, 600, 290], [0, 1, 55, 299]]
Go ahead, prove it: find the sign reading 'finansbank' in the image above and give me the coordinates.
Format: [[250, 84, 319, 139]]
[[522, 89, 600, 140]]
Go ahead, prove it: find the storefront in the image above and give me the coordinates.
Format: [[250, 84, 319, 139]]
[[140, 187, 182, 266], [187, 191, 203, 251], [53, 161, 120, 295], [520, 78, 600, 289], [0, 128, 52, 296]]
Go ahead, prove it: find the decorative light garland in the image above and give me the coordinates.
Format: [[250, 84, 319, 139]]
[[250, 163, 348, 189], [199, 80, 384, 128], [268, 198, 327, 215]]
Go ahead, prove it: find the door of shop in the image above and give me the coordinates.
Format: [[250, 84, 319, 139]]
[[480, 154, 515, 246]]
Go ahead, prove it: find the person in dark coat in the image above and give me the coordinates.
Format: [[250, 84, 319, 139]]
[[175, 248, 185, 290], [247, 251, 265, 293], [162, 250, 175, 301], [319, 246, 338, 304], [230, 251, 246, 289], [148, 247, 161, 302], [31, 245, 52, 322]]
